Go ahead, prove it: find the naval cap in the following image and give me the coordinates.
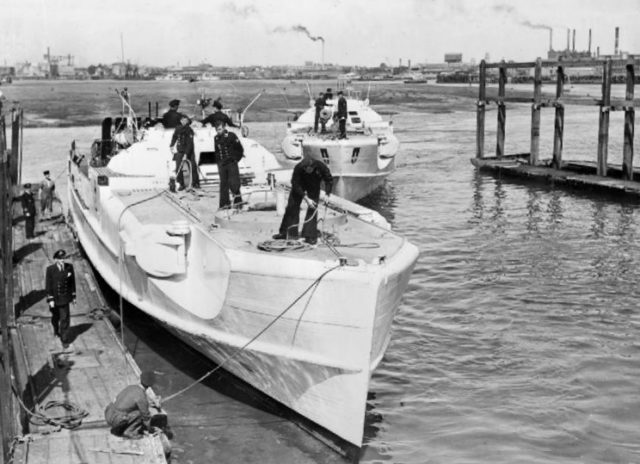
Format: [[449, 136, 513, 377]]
[[169, 99, 180, 107], [53, 249, 67, 259]]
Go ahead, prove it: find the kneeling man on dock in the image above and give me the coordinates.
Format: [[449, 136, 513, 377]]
[[45, 249, 76, 352], [105, 371, 159, 439], [273, 158, 332, 245]]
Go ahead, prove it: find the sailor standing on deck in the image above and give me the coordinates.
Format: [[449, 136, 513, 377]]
[[170, 115, 200, 190], [201, 99, 236, 128], [214, 122, 244, 209], [162, 99, 183, 128], [45, 249, 76, 352], [336, 90, 348, 139], [21, 183, 36, 239], [273, 158, 333, 245], [39, 170, 56, 219], [314, 92, 328, 133]]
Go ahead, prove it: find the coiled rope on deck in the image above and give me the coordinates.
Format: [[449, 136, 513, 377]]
[[11, 382, 89, 430], [161, 264, 342, 403]]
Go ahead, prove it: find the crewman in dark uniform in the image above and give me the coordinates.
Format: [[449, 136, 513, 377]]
[[273, 158, 333, 244], [104, 371, 159, 438], [201, 100, 236, 127], [336, 90, 348, 139], [170, 115, 200, 190], [314, 92, 328, 133], [325, 88, 334, 100], [21, 183, 36, 239], [214, 122, 244, 209], [45, 249, 76, 352], [162, 99, 183, 128]]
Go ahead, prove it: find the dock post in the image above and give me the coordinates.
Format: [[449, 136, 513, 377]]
[[530, 58, 542, 166], [10, 108, 22, 185], [552, 66, 565, 169], [0, 109, 14, 464], [476, 60, 487, 159], [622, 61, 635, 180], [496, 62, 507, 159], [597, 58, 613, 176]]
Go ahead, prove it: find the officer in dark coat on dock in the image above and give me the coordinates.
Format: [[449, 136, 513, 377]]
[[273, 158, 333, 244], [21, 183, 36, 239], [170, 115, 200, 190], [336, 90, 348, 139], [201, 100, 236, 128], [104, 371, 158, 438], [162, 99, 183, 128], [214, 122, 244, 208], [45, 249, 76, 352]]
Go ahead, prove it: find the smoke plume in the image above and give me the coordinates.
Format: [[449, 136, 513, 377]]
[[273, 25, 324, 43], [221, 2, 259, 18], [520, 20, 552, 32]]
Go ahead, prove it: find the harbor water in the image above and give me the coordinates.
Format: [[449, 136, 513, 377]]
[[11, 80, 640, 463]]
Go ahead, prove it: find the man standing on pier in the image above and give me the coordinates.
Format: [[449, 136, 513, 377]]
[[39, 170, 56, 219], [337, 90, 348, 139], [162, 99, 183, 128], [214, 122, 244, 209], [273, 157, 332, 245], [45, 249, 76, 352], [21, 183, 36, 239]]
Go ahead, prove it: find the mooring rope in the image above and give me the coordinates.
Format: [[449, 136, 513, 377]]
[[161, 263, 341, 403]]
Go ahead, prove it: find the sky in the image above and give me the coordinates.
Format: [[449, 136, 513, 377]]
[[2, 0, 640, 67]]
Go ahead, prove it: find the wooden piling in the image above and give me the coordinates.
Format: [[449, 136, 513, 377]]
[[597, 58, 613, 176], [0, 109, 14, 464], [530, 58, 542, 166], [552, 66, 565, 169], [622, 62, 635, 180], [476, 60, 487, 159], [496, 62, 507, 159]]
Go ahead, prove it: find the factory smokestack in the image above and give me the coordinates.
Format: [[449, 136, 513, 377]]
[[566, 28, 570, 50], [572, 29, 576, 52], [549, 28, 553, 51], [408, 59, 411, 70], [399, 58, 402, 68], [322, 41, 325, 69], [615, 26, 619, 56], [588, 29, 592, 55], [597, 46, 600, 57]]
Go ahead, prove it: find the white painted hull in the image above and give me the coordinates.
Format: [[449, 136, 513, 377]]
[[68, 171, 418, 448]]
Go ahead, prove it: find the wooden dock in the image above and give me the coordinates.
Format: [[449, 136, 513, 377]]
[[472, 57, 640, 197], [9, 215, 168, 463]]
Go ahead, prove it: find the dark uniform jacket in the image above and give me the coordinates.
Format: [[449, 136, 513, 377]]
[[337, 96, 348, 119], [202, 111, 236, 128], [45, 262, 76, 306], [291, 159, 333, 199], [162, 109, 183, 129], [314, 97, 327, 111], [214, 131, 244, 165], [170, 125, 195, 158], [21, 191, 36, 216], [111, 385, 151, 421]]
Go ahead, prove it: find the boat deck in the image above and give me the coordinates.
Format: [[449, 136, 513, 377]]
[[117, 187, 404, 264], [10, 215, 167, 463]]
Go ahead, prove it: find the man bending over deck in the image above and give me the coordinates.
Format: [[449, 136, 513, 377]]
[[201, 99, 236, 128], [105, 371, 158, 439], [273, 158, 333, 245]]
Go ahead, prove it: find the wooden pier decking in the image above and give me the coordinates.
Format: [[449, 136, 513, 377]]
[[9, 214, 167, 464]]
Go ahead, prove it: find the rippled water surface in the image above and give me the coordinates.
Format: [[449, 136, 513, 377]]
[[10, 80, 640, 463]]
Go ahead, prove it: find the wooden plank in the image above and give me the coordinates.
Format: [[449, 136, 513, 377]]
[[484, 57, 640, 69], [622, 63, 636, 180], [597, 58, 613, 176], [552, 66, 565, 169], [530, 58, 543, 165], [476, 60, 487, 159], [496, 63, 506, 159]]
